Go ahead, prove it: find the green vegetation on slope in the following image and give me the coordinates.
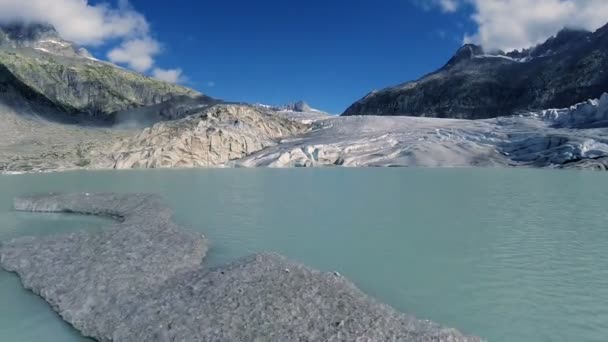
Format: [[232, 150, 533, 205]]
[[0, 48, 201, 119]]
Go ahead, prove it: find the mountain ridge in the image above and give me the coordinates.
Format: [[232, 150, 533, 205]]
[[0, 21, 92, 58], [343, 23, 608, 118], [0, 22, 216, 124], [253, 100, 326, 113]]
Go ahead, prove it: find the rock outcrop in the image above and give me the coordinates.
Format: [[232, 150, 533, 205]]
[[0, 22, 91, 58], [279, 100, 314, 112], [0, 193, 480, 341], [0, 193, 208, 341], [343, 25, 608, 119], [97, 104, 310, 169]]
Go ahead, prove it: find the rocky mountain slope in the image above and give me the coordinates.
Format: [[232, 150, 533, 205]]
[[0, 22, 216, 123], [0, 98, 130, 173], [343, 25, 608, 119]]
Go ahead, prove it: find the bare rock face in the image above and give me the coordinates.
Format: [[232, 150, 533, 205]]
[[0, 193, 480, 342], [97, 104, 310, 169]]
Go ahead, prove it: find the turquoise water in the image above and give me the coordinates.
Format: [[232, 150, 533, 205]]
[[1, 168, 607, 342]]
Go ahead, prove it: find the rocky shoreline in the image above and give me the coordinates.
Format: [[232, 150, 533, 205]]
[[0, 193, 480, 341]]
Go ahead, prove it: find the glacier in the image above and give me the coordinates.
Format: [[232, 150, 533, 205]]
[[232, 94, 608, 170]]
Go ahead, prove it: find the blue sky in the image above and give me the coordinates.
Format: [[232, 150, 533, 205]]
[[8, 1, 606, 114], [90, 0, 476, 113]]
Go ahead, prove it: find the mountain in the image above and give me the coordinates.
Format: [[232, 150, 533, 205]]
[[0, 21, 92, 58], [0, 22, 217, 123], [343, 24, 608, 119], [278, 100, 314, 112], [253, 100, 325, 113]]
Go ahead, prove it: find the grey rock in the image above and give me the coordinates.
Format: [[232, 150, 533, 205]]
[[97, 104, 311, 169], [280, 100, 314, 112], [0, 193, 480, 342], [343, 24, 608, 119], [115, 252, 479, 342], [0, 193, 208, 341]]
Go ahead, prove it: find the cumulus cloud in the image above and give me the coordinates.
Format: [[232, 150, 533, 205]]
[[108, 38, 160, 72], [0, 0, 185, 77], [0, 0, 147, 45], [464, 0, 608, 51], [414, 0, 608, 51], [152, 68, 185, 84]]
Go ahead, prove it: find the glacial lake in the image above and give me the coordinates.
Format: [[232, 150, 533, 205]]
[[1, 168, 607, 342]]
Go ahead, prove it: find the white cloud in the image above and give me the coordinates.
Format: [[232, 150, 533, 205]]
[[464, 0, 608, 51], [412, 0, 460, 12], [0, 0, 147, 45], [108, 38, 160, 72], [418, 0, 608, 51], [152, 68, 185, 84], [438, 0, 459, 12], [0, 0, 186, 78]]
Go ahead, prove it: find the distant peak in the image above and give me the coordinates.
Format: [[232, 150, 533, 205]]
[[504, 26, 593, 61], [0, 21, 59, 42], [253, 100, 325, 113], [445, 44, 484, 67], [283, 101, 313, 112], [549, 27, 591, 43], [0, 21, 92, 59], [596, 22, 608, 36]]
